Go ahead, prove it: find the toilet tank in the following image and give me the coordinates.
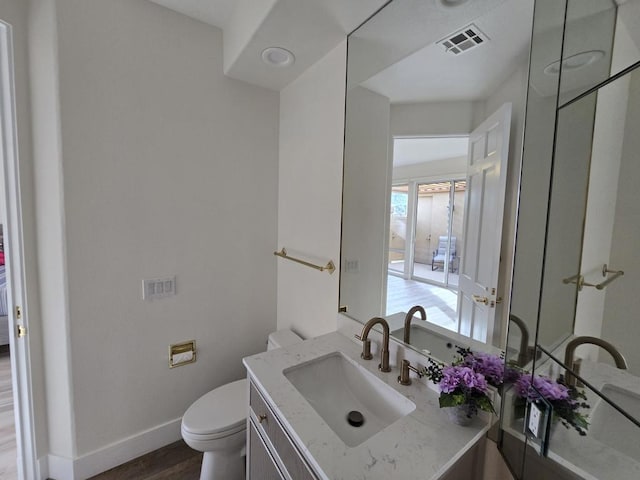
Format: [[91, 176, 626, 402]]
[[267, 330, 303, 351]]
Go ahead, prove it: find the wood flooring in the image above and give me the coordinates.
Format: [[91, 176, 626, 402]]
[[386, 274, 458, 330], [87, 441, 202, 480], [0, 349, 17, 480]]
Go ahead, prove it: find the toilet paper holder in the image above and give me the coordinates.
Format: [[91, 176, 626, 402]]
[[169, 340, 197, 368]]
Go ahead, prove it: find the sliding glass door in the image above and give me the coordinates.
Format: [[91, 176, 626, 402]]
[[388, 179, 465, 289], [413, 180, 465, 288], [388, 184, 409, 275]]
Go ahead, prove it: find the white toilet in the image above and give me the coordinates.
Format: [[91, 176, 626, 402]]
[[181, 330, 303, 480]]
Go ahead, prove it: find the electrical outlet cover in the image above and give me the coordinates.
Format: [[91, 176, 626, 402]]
[[524, 389, 553, 457], [528, 402, 542, 438]]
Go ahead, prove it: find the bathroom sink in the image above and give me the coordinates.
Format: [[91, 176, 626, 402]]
[[589, 384, 640, 461], [283, 352, 415, 447]]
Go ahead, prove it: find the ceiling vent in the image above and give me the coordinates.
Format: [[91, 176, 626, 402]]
[[437, 24, 488, 55]]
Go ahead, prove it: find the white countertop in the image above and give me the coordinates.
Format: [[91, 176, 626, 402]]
[[243, 331, 490, 480], [502, 359, 640, 480], [546, 360, 640, 480]]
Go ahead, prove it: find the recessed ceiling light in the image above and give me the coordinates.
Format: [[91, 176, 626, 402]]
[[261, 47, 295, 67], [544, 50, 605, 75]]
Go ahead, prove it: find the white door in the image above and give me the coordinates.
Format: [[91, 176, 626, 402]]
[[457, 103, 512, 342], [0, 21, 38, 480]]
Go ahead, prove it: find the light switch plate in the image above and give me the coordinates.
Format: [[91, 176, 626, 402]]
[[142, 276, 176, 300], [343, 259, 360, 273]]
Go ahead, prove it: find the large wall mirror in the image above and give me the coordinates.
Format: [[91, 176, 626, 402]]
[[341, 0, 640, 478], [340, 0, 535, 356], [501, 0, 640, 478]]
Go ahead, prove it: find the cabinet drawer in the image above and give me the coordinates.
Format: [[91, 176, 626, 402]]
[[249, 382, 317, 480], [249, 421, 284, 480]]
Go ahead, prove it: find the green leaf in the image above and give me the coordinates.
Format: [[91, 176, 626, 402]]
[[439, 393, 465, 408], [475, 395, 496, 414]]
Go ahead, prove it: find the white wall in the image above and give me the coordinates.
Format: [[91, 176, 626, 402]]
[[392, 156, 467, 182], [507, 87, 558, 349], [538, 95, 596, 355], [600, 69, 640, 372], [29, 0, 280, 476], [390, 101, 477, 138], [574, 79, 627, 355], [276, 41, 346, 338], [574, 19, 639, 363], [340, 86, 391, 322]]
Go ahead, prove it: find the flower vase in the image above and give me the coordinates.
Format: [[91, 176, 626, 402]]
[[446, 405, 474, 426]]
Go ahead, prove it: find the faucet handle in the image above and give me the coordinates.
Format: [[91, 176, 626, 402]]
[[397, 359, 423, 385], [355, 334, 373, 360]]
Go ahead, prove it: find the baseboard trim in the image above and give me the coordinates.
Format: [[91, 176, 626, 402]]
[[47, 454, 73, 480], [47, 418, 183, 479], [37, 455, 50, 479]]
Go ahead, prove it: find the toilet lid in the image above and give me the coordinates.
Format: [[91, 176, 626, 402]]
[[182, 379, 247, 436]]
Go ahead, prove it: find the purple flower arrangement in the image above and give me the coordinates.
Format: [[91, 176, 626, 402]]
[[462, 351, 505, 388], [514, 374, 569, 401], [512, 372, 589, 435], [424, 347, 589, 432], [424, 347, 504, 418]]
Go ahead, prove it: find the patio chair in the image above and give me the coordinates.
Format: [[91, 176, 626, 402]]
[[431, 236, 457, 272]]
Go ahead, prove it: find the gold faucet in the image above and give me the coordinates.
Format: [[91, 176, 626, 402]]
[[564, 336, 628, 387], [403, 305, 426, 344], [509, 314, 531, 366], [397, 359, 423, 386], [356, 317, 391, 372]]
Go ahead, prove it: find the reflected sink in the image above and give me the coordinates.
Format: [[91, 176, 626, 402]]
[[589, 384, 640, 461], [283, 352, 415, 447], [391, 324, 466, 363]]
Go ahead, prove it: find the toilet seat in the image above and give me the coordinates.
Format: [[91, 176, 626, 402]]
[[182, 379, 247, 440]]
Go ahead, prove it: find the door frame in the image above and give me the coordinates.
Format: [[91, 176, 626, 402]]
[[0, 19, 38, 479]]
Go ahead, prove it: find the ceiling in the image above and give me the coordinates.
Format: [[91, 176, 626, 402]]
[[393, 137, 469, 167], [146, 0, 532, 99], [145, 0, 640, 101], [359, 0, 534, 103], [146, 0, 388, 90], [147, 0, 235, 29]]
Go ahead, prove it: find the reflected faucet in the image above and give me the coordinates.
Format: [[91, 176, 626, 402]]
[[403, 305, 426, 344], [509, 314, 532, 366], [356, 317, 391, 372], [564, 336, 628, 387]]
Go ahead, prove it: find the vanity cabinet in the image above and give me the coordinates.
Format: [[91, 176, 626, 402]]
[[247, 380, 318, 480]]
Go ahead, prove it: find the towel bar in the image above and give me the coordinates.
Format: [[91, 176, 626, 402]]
[[274, 248, 336, 274]]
